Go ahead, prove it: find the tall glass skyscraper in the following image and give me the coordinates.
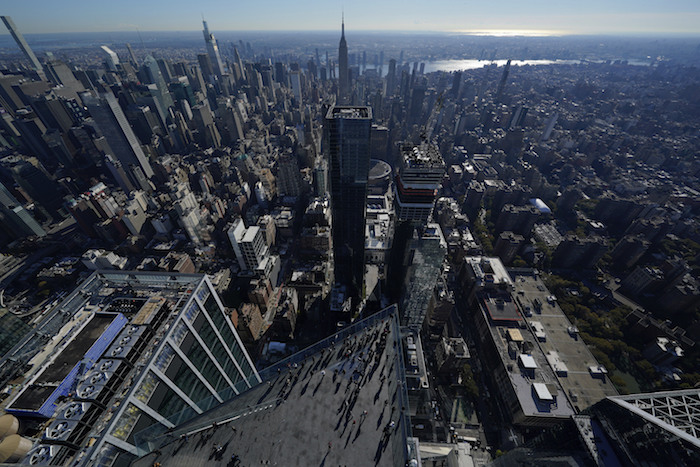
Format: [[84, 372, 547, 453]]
[[324, 106, 372, 301], [82, 92, 154, 191], [0, 16, 46, 80], [202, 20, 225, 78]]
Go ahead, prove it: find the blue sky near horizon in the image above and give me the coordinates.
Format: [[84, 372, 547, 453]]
[[1, 0, 700, 36]]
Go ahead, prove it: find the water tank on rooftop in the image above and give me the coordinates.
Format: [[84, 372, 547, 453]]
[[0, 414, 19, 439]]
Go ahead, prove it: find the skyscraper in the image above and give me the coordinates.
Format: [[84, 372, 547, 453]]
[[202, 20, 225, 78], [337, 18, 349, 105], [100, 45, 120, 72], [0, 180, 46, 238], [82, 92, 154, 191], [277, 152, 303, 197], [10, 158, 63, 219], [128, 305, 416, 467], [388, 142, 445, 302], [143, 55, 174, 111], [386, 59, 397, 96], [324, 106, 372, 299], [395, 142, 445, 223], [1, 16, 46, 80], [400, 224, 447, 329], [495, 59, 511, 103], [289, 70, 302, 106], [126, 43, 139, 65]]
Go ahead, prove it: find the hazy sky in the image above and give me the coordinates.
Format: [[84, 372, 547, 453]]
[[1, 0, 699, 35]]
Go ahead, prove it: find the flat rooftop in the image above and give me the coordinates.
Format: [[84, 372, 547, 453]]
[[480, 292, 521, 323], [133, 307, 409, 467], [241, 225, 260, 243], [9, 314, 117, 412], [478, 293, 575, 421], [465, 256, 514, 290], [327, 105, 372, 119], [510, 271, 618, 411]]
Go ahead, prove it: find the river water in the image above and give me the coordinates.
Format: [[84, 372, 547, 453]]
[[361, 58, 652, 76]]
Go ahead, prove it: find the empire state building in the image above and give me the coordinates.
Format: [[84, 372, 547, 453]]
[[338, 18, 349, 104]]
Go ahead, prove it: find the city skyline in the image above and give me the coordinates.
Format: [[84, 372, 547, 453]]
[[0, 1, 698, 465], [1, 0, 700, 36]]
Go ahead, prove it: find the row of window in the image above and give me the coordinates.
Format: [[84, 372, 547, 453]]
[[113, 282, 258, 446]]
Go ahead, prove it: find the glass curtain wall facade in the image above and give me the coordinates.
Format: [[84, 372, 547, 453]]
[[324, 106, 372, 299], [94, 274, 259, 461]]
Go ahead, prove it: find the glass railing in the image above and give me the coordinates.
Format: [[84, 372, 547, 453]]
[[133, 397, 279, 454], [393, 321, 414, 465], [257, 304, 399, 381]]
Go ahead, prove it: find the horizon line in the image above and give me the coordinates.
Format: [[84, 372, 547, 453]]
[[1, 28, 700, 38]]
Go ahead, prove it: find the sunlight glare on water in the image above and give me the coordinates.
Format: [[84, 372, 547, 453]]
[[451, 29, 568, 37]]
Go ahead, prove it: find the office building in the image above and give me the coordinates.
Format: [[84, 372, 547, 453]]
[[9, 158, 63, 219], [190, 102, 222, 148], [0, 271, 260, 466], [389, 144, 443, 304], [400, 224, 447, 329], [395, 142, 445, 223], [324, 105, 372, 299], [0, 180, 46, 238], [312, 157, 328, 196], [202, 20, 225, 78], [44, 60, 83, 96], [1, 16, 46, 80], [100, 46, 120, 72], [82, 92, 154, 191], [142, 55, 173, 112], [388, 143, 444, 305], [228, 217, 267, 271], [337, 19, 349, 104], [289, 70, 302, 106]]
